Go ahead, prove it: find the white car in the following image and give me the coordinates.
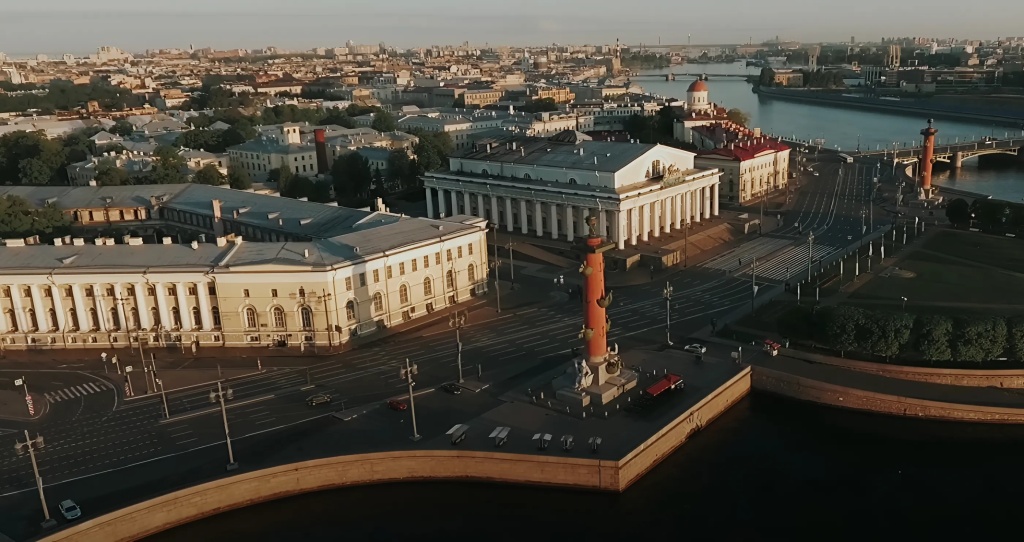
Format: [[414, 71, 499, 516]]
[[683, 344, 707, 355], [813, 171, 820, 176], [59, 499, 81, 520]]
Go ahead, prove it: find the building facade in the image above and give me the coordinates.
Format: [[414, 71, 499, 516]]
[[422, 130, 721, 251]]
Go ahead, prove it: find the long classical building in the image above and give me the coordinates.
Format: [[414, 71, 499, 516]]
[[422, 130, 722, 250], [0, 184, 488, 351]]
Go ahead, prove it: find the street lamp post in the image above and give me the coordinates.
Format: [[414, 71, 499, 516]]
[[901, 296, 908, 312], [213, 381, 237, 470], [683, 217, 690, 267], [751, 258, 759, 314], [156, 378, 170, 418], [663, 282, 673, 346], [505, 240, 517, 289], [491, 229, 502, 313], [320, 290, 334, 350], [15, 430, 56, 528], [807, 232, 815, 282], [449, 310, 467, 383], [400, 358, 421, 441]]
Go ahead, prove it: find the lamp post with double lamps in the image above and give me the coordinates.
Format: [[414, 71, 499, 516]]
[[663, 282, 673, 346], [15, 431, 56, 528]]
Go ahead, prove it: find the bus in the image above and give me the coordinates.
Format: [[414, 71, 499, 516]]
[[838, 153, 854, 164]]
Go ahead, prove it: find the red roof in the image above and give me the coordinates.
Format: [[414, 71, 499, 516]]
[[692, 122, 790, 161], [687, 79, 709, 92]]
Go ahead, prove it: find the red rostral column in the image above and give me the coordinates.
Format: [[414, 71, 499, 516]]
[[314, 128, 329, 175], [919, 118, 938, 197], [580, 216, 612, 364]]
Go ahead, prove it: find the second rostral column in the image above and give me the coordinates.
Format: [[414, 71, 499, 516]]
[[579, 215, 620, 386]]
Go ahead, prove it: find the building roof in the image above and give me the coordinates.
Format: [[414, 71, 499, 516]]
[[455, 132, 656, 173], [687, 79, 709, 92], [227, 138, 316, 155], [0, 185, 187, 210]]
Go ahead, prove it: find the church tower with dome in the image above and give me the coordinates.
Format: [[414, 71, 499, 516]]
[[685, 76, 712, 113]]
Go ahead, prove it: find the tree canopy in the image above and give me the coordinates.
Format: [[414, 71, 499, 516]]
[[726, 108, 751, 127], [0, 195, 70, 238], [193, 164, 226, 186], [370, 110, 397, 132]]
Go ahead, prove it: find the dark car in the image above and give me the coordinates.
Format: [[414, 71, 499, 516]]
[[387, 399, 408, 411], [441, 383, 462, 395], [306, 393, 332, 406]]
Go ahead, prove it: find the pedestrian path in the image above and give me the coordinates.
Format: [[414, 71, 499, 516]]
[[743, 243, 838, 281], [701, 236, 793, 271], [44, 381, 114, 403]]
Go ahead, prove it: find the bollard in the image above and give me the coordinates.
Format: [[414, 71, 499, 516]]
[[604, 411, 609, 419], [539, 391, 544, 399], [582, 411, 586, 419]]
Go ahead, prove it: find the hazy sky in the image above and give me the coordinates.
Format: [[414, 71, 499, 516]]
[[2, 0, 1020, 55]]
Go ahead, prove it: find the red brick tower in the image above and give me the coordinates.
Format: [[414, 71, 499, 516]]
[[919, 118, 938, 198]]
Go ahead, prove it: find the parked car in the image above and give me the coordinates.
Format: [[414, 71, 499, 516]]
[[441, 383, 462, 395], [59, 499, 81, 520], [813, 171, 820, 176], [683, 344, 707, 355], [306, 393, 332, 407], [387, 399, 408, 411]]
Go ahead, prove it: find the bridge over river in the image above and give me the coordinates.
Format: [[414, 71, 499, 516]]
[[855, 136, 1024, 168], [629, 73, 750, 81]]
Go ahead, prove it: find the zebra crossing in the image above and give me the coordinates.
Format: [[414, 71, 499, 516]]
[[743, 244, 838, 281], [702, 236, 794, 271], [44, 381, 114, 403]]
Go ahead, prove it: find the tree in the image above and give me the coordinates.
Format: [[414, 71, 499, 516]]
[[176, 129, 226, 152], [370, 110, 397, 132], [451, 96, 466, 109], [372, 166, 385, 197], [945, 198, 971, 226], [819, 306, 865, 356], [0, 195, 69, 237], [193, 164, 226, 186], [281, 175, 316, 199], [330, 152, 373, 200], [1009, 317, 1024, 362], [863, 313, 914, 361], [386, 150, 413, 191], [0, 130, 64, 185], [951, 317, 1007, 364], [268, 166, 296, 193], [93, 159, 130, 186], [726, 109, 751, 127], [18, 157, 55, 185], [228, 168, 252, 190], [111, 120, 135, 137], [917, 315, 953, 363]]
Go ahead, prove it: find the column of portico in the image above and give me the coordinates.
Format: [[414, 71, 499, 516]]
[[197, 282, 213, 331], [476, 194, 485, 219], [50, 285, 66, 331], [438, 188, 447, 217], [550, 203, 559, 239], [176, 282, 191, 330], [533, 202, 543, 237], [520, 200, 529, 234], [29, 285, 47, 331], [425, 187, 435, 218], [663, 197, 672, 233], [613, 211, 625, 250], [450, 190, 459, 215], [713, 184, 720, 216], [640, 203, 650, 242], [652, 200, 661, 238], [695, 189, 703, 222], [463, 192, 471, 216], [135, 283, 152, 329], [704, 185, 712, 218], [673, 193, 683, 229], [9, 286, 27, 331], [70, 284, 88, 331], [114, 283, 128, 331], [579, 207, 589, 236], [490, 195, 500, 226], [598, 210, 608, 239], [504, 198, 514, 232], [154, 283, 171, 329], [565, 205, 575, 242], [94, 288, 108, 332], [629, 207, 639, 246]]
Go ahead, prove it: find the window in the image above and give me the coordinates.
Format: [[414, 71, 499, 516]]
[[271, 289, 278, 298], [423, 256, 430, 269], [298, 287, 306, 298], [272, 306, 285, 328], [411, 259, 418, 272], [372, 292, 384, 313], [4, 310, 17, 332], [89, 308, 100, 330], [435, 253, 441, 265], [373, 270, 380, 283], [208, 285, 217, 296], [345, 300, 356, 322], [212, 307, 221, 327], [48, 308, 58, 330], [64, 286, 72, 298], [187, 285, 197, 296], [386, 266, 393, 280], [345, 277, 353, 291], [167, 286, 176, 297], [300, 306, 313, 329], [130, 307, 140, 329], [468, 243, 474, 256], [127, 285, 135, 297], [26, 308, 37, 331], [22, 287, 30, 298], [43, 288, 52, 298], [423, 276, 433, 297], [446, 270, 455, 291], [147, 286, 155, 296], [243, 289, 250, 298], [468, 264, 476, 283], [399, 284, 410, 305], [244, 307, 258, 329], [85, 287, 94, 298], [192, 307, 202, 328], [399, 262, 406, 275], [108, 307, 119, 330], [171, 307, 182, 329], [150, 307, 160, 328], [358, 273, 366, 287], [568, 177, 578, 184], [1, 287, 8, 298], [457, 246, 463, 259], [446, 249, 453, 262]]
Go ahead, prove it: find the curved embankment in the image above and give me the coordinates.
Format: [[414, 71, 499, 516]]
[[752, 366, 1024, 423], [782, 349, 1024, 388], [39, 369, 752, 542]]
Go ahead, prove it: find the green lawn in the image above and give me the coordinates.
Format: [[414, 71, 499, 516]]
[[923, 229, 1024, 274]]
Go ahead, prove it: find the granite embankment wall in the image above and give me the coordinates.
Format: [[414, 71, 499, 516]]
[[751, 366, 1024, 423], [40, 369, 752, 542], [782, 349, 1024, 388]]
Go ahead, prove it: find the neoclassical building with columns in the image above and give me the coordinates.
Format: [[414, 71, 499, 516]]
[[0, 185, 488, 351], [422, 131, 722, 250]]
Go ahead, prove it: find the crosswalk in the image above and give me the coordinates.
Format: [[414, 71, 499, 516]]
[[702, 236, 794, 271], [743, 244, 838, 281], [44, 381, 114, 403]]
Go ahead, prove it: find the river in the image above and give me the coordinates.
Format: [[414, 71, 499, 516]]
[[638, 63, 1024, 201], [148, 395, 1024, 541]]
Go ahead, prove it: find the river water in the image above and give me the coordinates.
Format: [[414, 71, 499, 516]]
[[638, 63, 1024, 201]]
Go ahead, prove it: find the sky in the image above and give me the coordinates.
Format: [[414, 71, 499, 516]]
[[2, 0, 1022, 55]]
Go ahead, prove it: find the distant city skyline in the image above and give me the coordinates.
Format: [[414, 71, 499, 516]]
[[2, 0, 1022, 55]]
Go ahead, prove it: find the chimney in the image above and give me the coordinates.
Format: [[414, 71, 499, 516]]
[[216, 236, 227, 247], [53, 238, 63, 246], [162, 236, 172, 245], [303, 248, 310, 259], [72, 237, 85, 246], [191, 240, 199, 250], [211, 199, 224, 237], [314, 128, 329, 174]]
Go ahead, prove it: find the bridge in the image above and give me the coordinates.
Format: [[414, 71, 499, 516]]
[[629, 73, 750, 81], [855, 137, 1024, 168]]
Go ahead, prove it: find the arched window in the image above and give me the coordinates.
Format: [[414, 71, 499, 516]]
[[48, 308, 58, 330], [345, 300, 356, 322], [26, 308, 37, 331], [68, 308, 78, 331], [244, 307, 258, 329], [298, 287, 306, 298], [171, 307, 182, 329], [372, 292, 384, 314], [651, 160, 663, 177], [423, 276, 433, 297], [480, 168, 489, 176], [150, 307, 161, 328], [89, 308, 100, 330], [300, 306, 313, 329], [467, 263, 476, 283], [399, 284, 410, 305], [523, 173, 531, 180], [130, 307, 140, 329], [568, 177, 578, 184], [272, 306, 286, 328], [211, 306, 221, 328], [446, 270, 455, 291], [109, 307, 120, 330], [191, 307, 202, 328], [4, 310, 17, 332]]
